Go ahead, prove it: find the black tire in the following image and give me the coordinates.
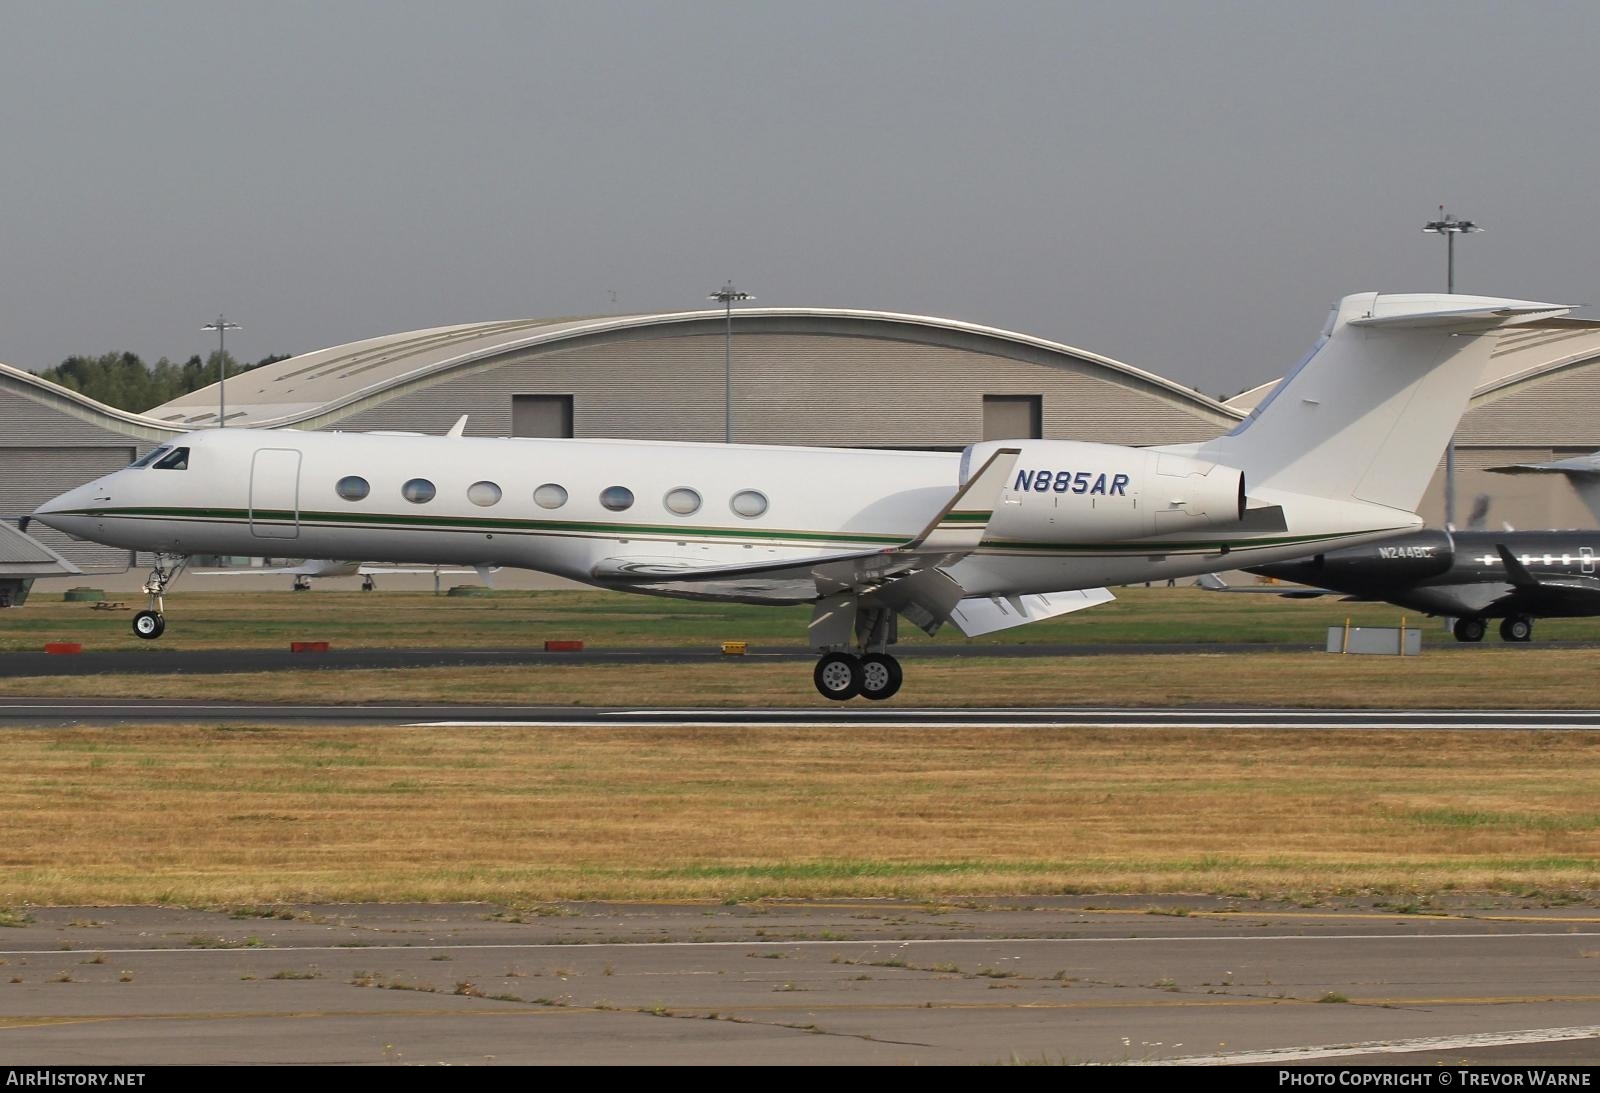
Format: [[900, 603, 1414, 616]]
[[132, 611, 165, 640], [859, 653, 903, 701], [813, 652, 862, 701], [1499, 616, 1533, 643], [1452, 617, 1486, 643]]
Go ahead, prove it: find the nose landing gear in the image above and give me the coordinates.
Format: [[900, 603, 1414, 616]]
[[131, 554, 187, 640]]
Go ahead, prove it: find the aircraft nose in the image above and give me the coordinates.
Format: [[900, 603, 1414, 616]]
[[30, 481, 104, 537]]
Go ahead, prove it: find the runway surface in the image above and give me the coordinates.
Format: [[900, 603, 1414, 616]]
[[0, 899, 1594, 1066], [5, 697, 1600, 728]]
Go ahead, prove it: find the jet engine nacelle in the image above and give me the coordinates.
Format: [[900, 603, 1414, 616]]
[[963, 439, 1247, 542]]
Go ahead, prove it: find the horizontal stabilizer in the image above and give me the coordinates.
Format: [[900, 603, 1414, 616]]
[[1346, 298, 1576, 329], [1489, 453, 1600, 477], [948, 588, 1115, 637]]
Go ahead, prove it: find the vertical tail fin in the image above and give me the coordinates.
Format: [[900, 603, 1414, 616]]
[[1167, 293, 1576, 511]]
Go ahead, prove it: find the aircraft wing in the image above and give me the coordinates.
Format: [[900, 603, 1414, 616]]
[[591, 447, 1117, 631], [595, 445, 1023, 591], [1489, 546, 1600, 613], [1195, 573, 1338, 599], [590, 548, 895, 603]]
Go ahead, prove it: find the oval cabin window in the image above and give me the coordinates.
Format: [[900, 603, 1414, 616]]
[[467, 481, 502, 507], [402, 478, 436, 504], [534, 483, 568, 509], [730, 489, 768, 518], [664, 487, 702, 516], [599, 486, 635, 512]]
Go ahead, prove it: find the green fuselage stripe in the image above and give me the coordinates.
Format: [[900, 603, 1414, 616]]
[[59, 506, 1388, 557]]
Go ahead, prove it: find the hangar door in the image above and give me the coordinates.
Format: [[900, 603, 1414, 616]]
[[2, 445, 136, 570], [249, 448, 301, 539]]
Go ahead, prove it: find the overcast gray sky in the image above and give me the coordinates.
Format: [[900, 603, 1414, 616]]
[[1, 0, 1594, 398]]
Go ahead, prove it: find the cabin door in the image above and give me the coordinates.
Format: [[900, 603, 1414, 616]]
[[250, 448, 302, 539], [1582, 547, 1594, 575]]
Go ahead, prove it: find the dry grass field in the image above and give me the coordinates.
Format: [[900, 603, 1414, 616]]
[[2, 586, 1596, 907], [1, 725, 1596, 906]]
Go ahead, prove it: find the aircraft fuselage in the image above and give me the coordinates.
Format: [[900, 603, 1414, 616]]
[[35, 428, 1416, 601], [1249, 528, 1600, 621]]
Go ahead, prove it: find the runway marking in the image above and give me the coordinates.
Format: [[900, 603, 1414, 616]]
[[407, 719, 1600, 730], [1, 930, 1595, 957], [1152, 1024, 1600, 1066], [1073, 907, 1600, 924]]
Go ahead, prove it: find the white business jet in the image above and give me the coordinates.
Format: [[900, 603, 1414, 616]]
[[31, 293, 1576, 700]]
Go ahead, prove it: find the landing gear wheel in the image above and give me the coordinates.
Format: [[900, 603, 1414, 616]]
[[814, 652, 862, 701], [1452, 617, 1487, 643], [1500, 615, 1533, 643], [859, 653, 903, 701], [132, 611, 165, 640]]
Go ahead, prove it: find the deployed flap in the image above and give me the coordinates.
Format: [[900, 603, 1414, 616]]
[[949, 588, 1115, 637], [870, 568, 968, 636]]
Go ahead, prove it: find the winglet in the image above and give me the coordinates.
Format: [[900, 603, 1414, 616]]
[[907, 447, 1019, 553], [1495, 544, 1539, 589], [446, 415, 470, 437]]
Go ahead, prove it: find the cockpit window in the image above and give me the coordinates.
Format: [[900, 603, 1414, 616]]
[[152, 447, 190, 471], [130, 446, 172, 469]]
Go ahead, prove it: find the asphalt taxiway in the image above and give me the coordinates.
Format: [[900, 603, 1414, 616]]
[[0, 899, 1594, 1066], [0, 640, 1330, 678]]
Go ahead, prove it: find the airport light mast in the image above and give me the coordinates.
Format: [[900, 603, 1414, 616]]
[[1422, 208, 1483, 527], [708, 281, 753, 443], [202, 314, 241, 428]]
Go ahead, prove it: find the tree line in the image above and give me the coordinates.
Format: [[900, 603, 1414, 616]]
[[34, 351, 292, 413]]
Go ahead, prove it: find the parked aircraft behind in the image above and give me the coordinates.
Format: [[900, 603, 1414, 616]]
[[32, 293, 1580, 699], [1222, 528, 1600, 642], [193, 558, 492, 591], [1489, 451, 1600, 523]]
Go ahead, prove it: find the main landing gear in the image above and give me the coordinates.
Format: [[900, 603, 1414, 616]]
[[131, 554, 187, 640], [813, 651, 904, 702], [809, 599, 904, 701], [1451, 615, 1535, 643], [1499, 615, 1533, 643]]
